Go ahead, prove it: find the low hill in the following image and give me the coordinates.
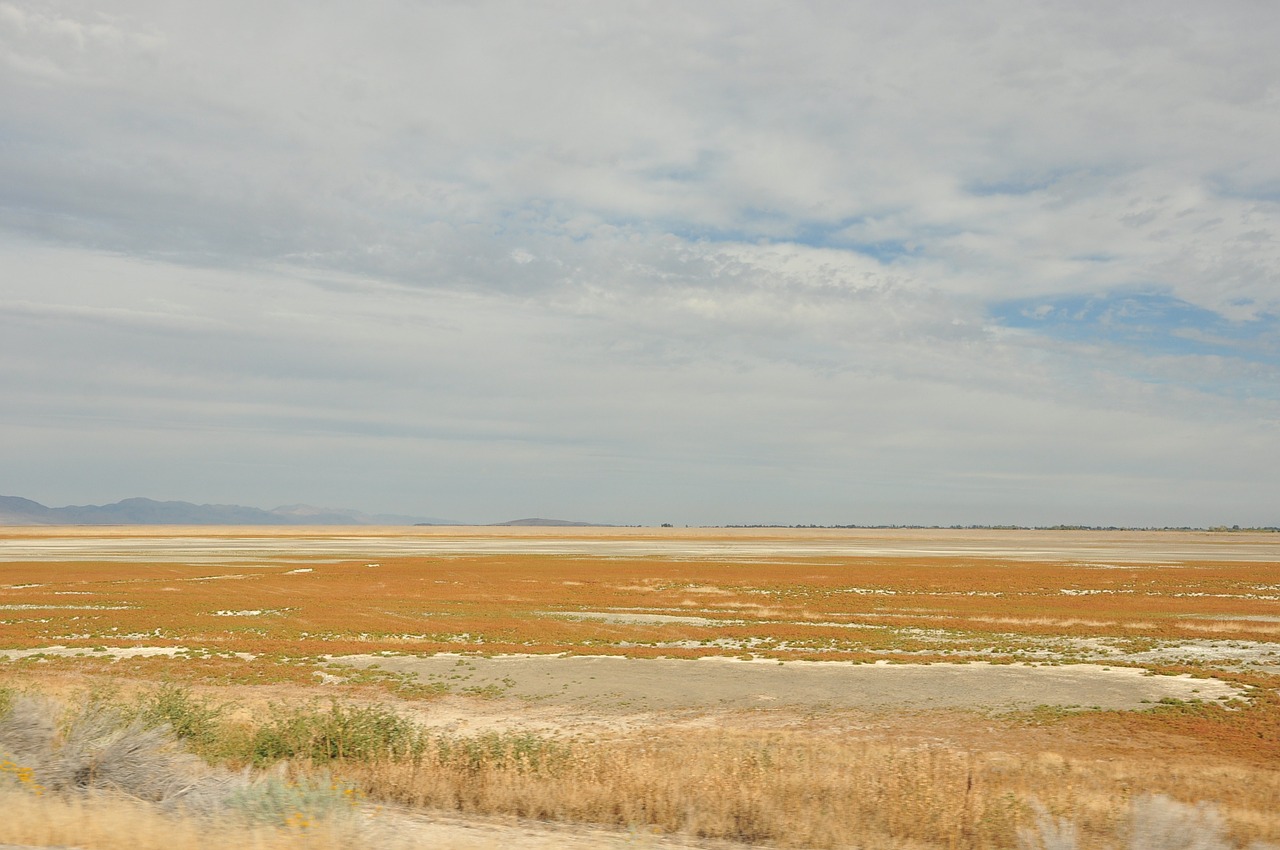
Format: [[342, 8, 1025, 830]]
[[0, 495, 456, 526]]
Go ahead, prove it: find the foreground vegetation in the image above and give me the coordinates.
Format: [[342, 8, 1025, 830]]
[[3, 684, 1278, 849]]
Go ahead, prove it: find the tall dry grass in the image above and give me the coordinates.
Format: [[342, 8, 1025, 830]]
[[4, 686, 1279, 849], [327, 730, 1280, 849], [332, 732, 1011, 847], [0, 791, 374, 850]]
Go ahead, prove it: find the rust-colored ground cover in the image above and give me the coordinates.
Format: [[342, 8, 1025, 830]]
[[3, 527, 1280, 848], [2, 527, 1279, 758], [2, 529, 1278, 656]]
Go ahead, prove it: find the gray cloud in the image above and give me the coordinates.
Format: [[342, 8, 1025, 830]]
[[2, 1, 1278, 524]]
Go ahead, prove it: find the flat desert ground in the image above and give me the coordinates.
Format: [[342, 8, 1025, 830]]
[[2, 526, 1279, 848]]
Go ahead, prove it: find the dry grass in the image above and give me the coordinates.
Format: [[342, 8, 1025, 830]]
[[4, 698, 1279, 849], [0, 791, 374, 850], [325, 728, 1280, 849], [0, 692, 376, 848], [339, 731, 1011, 847], [2, 676, 1280, 849]]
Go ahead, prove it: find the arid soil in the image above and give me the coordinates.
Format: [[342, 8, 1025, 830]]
[[330, 652, 1239, 714], [2, 525, 1276, 729], [3, 527, 1279, 848], [2, 524, 1277, 562]]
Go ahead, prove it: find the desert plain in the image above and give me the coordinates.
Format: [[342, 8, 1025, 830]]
[[2, 525, 1279, 848]]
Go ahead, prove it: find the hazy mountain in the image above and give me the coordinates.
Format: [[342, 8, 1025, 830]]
[[0, 495, 56, 525], [0, 496, 457, 526]]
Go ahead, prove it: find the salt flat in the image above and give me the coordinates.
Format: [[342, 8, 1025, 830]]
[[1, 526, 1276, 564]]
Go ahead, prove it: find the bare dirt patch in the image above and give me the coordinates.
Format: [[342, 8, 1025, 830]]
[[329, 653, 1241, 714]]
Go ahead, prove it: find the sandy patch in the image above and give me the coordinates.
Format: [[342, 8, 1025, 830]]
[[0, 604, 134, 611], [360, 806, 753, 850], [1184, 614, 1280, 622], [2, 810, 746, 850], [1, 527, 1276, 564], [540, 610, 736, 627], [327, 653, 1243, 713]]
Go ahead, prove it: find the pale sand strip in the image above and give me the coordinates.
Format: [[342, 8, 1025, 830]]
[[329, 652, 1243, 712]]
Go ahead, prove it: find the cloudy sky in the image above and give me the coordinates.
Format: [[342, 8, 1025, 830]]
[[2, 1, 1278, 526]]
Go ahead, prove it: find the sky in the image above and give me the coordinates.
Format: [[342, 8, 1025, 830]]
[[2, 1, 1278, 526]]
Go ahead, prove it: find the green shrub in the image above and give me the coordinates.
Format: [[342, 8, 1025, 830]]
[[431, 731, 568, 774], [140, 684, 225, 754], [249, 701, 424, 765]]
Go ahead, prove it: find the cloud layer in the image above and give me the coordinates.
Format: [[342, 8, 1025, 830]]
[[2, 1, 1278, 524]]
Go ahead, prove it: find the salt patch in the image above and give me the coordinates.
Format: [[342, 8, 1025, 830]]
[[0, 604, 134, 610], [541, 610, 735, 627], [0, 645, 256, 661]]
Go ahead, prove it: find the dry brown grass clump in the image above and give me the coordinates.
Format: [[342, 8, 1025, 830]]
[[326, 729, 1280, 849]]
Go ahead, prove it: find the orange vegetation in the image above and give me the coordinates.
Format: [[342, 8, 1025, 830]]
[[2, 527, 1279, 766]]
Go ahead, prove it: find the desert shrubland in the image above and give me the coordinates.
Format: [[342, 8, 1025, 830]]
[[3, 528, 1279, 848], [0, 689, 371, 848], [3, 686, 1278, 850]]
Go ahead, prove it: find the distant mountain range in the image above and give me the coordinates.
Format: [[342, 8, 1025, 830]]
[[0, 495, 459, 526]]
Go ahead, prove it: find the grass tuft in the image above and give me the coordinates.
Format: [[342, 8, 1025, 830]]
[[140, 684, 226, 753], [247, 700, 425, 765]]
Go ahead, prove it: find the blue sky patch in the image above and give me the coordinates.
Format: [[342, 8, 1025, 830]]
[[990, 292, 1279, 365]]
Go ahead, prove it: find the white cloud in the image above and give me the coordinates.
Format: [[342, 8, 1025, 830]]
[[1, 1, 1278, 523]]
